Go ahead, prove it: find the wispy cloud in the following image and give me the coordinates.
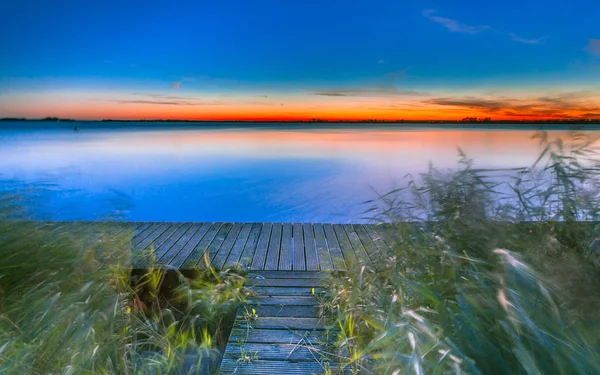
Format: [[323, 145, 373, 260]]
[[423, 92, 599, 118], [132, 93, 192, 101], [588, 38, 600, 57], [509, 33, 546, 44], [378, 59, 385, 64], [113, 92, 221, 106], [423, 9, 545, 44], [312, 87, 427, 97], [423, 9, 490, 34], [171, 81, 181, 89]]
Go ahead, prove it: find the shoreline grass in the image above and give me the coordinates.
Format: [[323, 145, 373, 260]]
[[324, 131, 600, 374], [0, 210, 247, 374]]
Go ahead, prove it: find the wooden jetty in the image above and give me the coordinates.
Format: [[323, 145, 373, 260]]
[[107, 221, 395, 374], [113, 221, 394, 272]]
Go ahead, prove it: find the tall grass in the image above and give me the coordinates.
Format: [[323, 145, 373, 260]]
[[326, 132, 600, 374], [0, 191, 246, 374]]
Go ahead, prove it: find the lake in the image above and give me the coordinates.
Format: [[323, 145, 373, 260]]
[[0, 122, 596, 222]]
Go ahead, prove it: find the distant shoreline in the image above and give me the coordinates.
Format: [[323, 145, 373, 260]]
[[1, 117, 600, 126], [1, 119, 600, 131]]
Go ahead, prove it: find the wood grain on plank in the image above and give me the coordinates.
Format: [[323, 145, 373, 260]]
[[246, 278, 326, 287], [228, 328, 328, 344], [323, 223, 346, 270], [302, 223, 319, 271], [239, 305, 320, 318], [313, 223, 333, 271], [223, 343, 326, 362], [292, 223, 306, 271], [234, 317, 326, 330], [159, 222, 203, 267], [179, 223, 222, 269], [211, 223, 243, 269], [278, 223, 292, 270], [250, 223, 272, 270], [168, 222, 211, 269], [223, 223, 253, 269], [239, 223, 263, 268], [342, 224, 373, 266], [264, 223, 282, 270]]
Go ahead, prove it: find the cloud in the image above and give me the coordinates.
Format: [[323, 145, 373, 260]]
[[171, 81, 182, 89], [378, 59, 385, 64], [588, 38, 600, 57], [132, 92, 193, 101], [423, 9, 490, 34], [509, 33, 546, 44], [312, 87, 427, 97], [114, 100, 195, 106], [423, 9, 545, 44], [114, 93, 222, 106], [423, 92, 600, 118]]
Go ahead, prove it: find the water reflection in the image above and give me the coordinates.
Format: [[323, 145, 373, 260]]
[[0, 123, 589, 222]]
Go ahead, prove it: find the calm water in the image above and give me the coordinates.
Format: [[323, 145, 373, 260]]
[[0, 122, 594, 222]]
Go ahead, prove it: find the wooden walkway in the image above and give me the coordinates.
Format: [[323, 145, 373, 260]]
[[220, 271, 345, 375], [85, 221, 397, 374], [109, 221, 395, 271]]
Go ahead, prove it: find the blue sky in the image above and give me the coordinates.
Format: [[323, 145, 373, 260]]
[[1, 0, 599, 120]]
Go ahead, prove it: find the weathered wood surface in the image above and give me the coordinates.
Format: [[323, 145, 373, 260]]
[[220, 271, 344, 375], [118, 222, 391, 271]]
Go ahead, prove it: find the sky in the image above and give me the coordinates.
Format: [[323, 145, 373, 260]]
[[0, 0, 599, 121]]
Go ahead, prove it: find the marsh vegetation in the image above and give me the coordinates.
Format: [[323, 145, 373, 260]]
[[324, 132, 600, 374]]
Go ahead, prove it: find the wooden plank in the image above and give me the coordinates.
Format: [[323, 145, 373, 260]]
[[247, 296, 319, 306], [250, 286, 325, 296], [228, 328, 328, 344], [278, 223, 292, 270], [168, 223, 211, 269], [131, 222, 152, 238], [247, 271, 328, 279], [153, 223, 194, 264], [201, 222, 233, 268], [251, 223, 272, 270], [372, 224, 401, 250], [313, 223, 333, 271], [223, 343, 326, 362], [332, 224, 359, 266], [131, 223, 170, 264], [342, 224, 374, 266], [264, 223, 282, 270], [159, 222, 203, 267], [219, 359, 336, 375], [235, 317, 326, 330], [132, 222, 167, 248], [223, 223, 253, 269], [302, 223, 319, 271], [323, 224, 346, 270], [292, 223, 306, 271], [211, 223, 243, 270], [240, 305, 319, 318], [364, 224, 392, 258], [353, 224, 383, 264], [135, 223, 188, 267], [246, 279, 326, 287], [239, 223, 263, 268], [179, 223, 222, 269]]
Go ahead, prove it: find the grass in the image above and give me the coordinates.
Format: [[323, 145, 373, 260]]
[[0, 198, 247, 374], [324, 131, 600, 374]]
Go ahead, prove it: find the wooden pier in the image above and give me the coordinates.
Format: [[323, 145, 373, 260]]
[[114, 221, 394, 272], [108, 221, 395, 374]]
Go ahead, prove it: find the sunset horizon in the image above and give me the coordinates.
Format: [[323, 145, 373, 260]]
[[2, 1, 599, 123]]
